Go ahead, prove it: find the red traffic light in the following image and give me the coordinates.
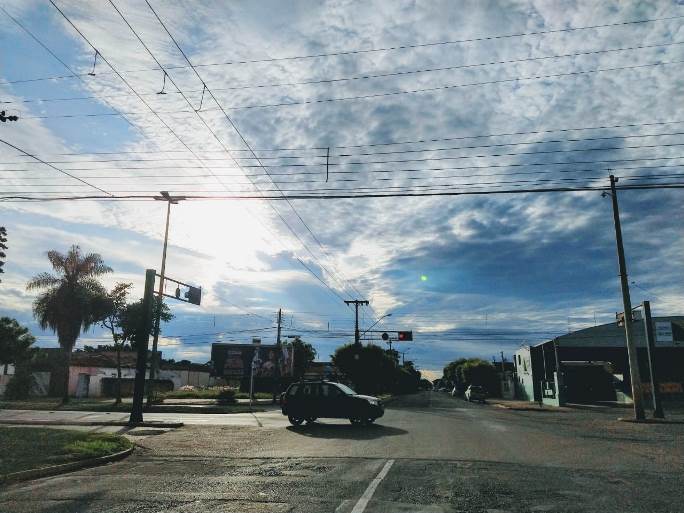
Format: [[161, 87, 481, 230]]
[[397, 331, 413, 341]]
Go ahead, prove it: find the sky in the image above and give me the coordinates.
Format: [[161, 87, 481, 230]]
[[1, 0, 683, 376]]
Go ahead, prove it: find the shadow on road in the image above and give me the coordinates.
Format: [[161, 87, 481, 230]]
[[286, 422, 407, 440]]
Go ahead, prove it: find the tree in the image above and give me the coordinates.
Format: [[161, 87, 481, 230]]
[[26, 245, 112, 403], [290, 336, 316, 379], [0, 317, 36, 367], [442, 358, 498, 396], [122, 297, 173, 350], [101, 282, 133, 404], [0, 317, 36, 400], [332, 344, 397, 395], [0, 226, 7, 283]]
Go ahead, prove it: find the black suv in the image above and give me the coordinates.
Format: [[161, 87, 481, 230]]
[[281, 381, 384, 426]]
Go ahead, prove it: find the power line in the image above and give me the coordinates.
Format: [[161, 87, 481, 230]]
[[3, 11, 679, 87], [15, 58, 683, 118], [5, 39, 683, 103], [3, 181, 684, 202], [0, 138, 111, 195], [5, 129, 684, 164]]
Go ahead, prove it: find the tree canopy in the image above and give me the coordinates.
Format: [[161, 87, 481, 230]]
[[0, 317, 35, 365]]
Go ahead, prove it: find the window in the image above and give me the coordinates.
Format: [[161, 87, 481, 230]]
[[321, 383, 341, 398], [287, 384, 299, 397], [302, 383, 319, 397]]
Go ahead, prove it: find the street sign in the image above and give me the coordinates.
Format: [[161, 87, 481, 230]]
[[381, 332, 389, 341], [655, 321, 673, 343]]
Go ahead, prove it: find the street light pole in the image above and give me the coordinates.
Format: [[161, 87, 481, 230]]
[[147, 191, 183, 406], [360, 313, 392, 339]]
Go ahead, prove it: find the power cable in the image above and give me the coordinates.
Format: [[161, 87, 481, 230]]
[[5, 39, 683, 103]]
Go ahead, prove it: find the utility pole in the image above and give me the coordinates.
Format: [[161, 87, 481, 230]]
[[129, 269, 156, 425], [608, 175, 645, 420], [642, 301, 664, 418], [273, 308, 282, 404], [500, 351, 505, 374], [344, 299, 369, 345], [147, 192, 183, 406]]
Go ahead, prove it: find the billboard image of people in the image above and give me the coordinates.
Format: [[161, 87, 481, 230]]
[[211, 342, 294, 381]]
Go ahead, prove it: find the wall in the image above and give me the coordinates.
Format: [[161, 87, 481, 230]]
[[514, 347, 536, 401]]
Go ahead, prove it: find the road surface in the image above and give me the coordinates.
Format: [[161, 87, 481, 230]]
[[1, 392, 682, 512]]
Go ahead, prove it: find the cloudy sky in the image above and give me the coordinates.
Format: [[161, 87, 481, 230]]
[[1, 0, 683, 375]]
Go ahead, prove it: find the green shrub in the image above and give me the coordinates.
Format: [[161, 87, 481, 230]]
[[216, 389, 236, 404], [63, 433, 131, 459]]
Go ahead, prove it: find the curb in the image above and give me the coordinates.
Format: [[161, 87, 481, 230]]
[[0, 420, 183, 428], [0, 446, 134, 486], [617, 417, 684, 425], [492, 403, 567, 413]]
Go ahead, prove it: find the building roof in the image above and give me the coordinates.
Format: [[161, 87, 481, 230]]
[[535, 316, 684, 349]]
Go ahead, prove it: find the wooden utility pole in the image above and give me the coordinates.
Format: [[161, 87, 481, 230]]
[[608, 175, 645, 420], [344, 299, 369, 345], [129, 269, 156, 425]]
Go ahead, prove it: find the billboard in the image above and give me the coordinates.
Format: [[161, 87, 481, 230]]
[[655, 322, 673, 343], [211, 342, 294, 379]]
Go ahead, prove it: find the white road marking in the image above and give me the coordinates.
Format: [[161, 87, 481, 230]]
[[349, 459, 395, 513]]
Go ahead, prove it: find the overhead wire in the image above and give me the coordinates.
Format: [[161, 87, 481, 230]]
[[4, 39, 683, 104]]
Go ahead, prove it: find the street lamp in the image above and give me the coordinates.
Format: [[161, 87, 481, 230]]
[[360, 313, 392, 339], [147, 191, 185, 406]]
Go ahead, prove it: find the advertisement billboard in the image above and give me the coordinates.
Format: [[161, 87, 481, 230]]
[[211, 342, 294, 379]]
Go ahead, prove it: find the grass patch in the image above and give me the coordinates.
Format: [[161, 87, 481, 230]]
[[0, 427, 131, 475]]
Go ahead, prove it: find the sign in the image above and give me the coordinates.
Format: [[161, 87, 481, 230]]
[[211, 342, 294, 379], [655, 321, 673, 343]]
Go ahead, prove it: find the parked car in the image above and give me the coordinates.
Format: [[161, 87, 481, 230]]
[[280, 381, 384, 426], [464, 385, 487, 403]]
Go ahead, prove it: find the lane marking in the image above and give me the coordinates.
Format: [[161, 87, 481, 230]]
[[350, 459, 395, 513]]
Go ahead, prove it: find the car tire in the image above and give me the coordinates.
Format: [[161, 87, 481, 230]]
[[306, 417, 317, 424], [364, 418, 375, 425], [288, 415, 304, 426], [349, 418, 362, 425]]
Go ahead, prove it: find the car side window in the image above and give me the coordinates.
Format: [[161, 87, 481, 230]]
[[321, 383, 341, 398], [288, 384, 299, 397], [302, 383, 319, 398]]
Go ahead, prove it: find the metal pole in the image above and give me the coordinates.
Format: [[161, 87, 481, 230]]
[[273, 308, 282, 404], [642, 301, 664, 418], [147, 199, 171, 406], [553, 338, 563, 404], [609, 175, 645, 420], [129, 269, 156, 425]]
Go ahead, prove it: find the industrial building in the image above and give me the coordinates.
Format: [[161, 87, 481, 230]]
[[514, 316, 684, 406]]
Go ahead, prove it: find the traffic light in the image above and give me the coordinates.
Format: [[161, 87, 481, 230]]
[[397, 331, 413, 341], [184, 285, 201, 305]]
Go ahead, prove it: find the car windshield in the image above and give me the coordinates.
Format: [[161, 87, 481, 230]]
[[335, 383, 357, 395]]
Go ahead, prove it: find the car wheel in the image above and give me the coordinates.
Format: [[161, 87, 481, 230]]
[[364, 418, 375, 425], [349, 418, 362, 425], [306, 417, 317, 424], [288, 415, 304, 426]]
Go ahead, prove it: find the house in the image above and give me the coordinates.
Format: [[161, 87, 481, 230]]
[[3, 348, 211, 399]]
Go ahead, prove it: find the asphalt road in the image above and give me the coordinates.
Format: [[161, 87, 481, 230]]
[[1, 392, 682, 512]]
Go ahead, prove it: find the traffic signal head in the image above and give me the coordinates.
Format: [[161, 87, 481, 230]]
[[397, 331, 413, 341], [184, 285, 201, 305]]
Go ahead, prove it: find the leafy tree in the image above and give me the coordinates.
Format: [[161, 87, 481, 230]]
[[0, 226, 6, 283], [442, 358, 498, 396], [101, 282, 133, 404], [26, 245, 112, 403], [332, 344, 397, 394], [122, 297, 173, 350], [0, 317, 36, 366], [290, 336, 316, 378], [0, 317, 36, 400]]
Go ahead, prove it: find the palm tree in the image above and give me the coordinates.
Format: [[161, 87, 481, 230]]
[[27, 245, 112, 403]]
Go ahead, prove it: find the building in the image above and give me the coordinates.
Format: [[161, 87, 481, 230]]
[[514, 316, 684, 406], [2, 349, 211, 398]]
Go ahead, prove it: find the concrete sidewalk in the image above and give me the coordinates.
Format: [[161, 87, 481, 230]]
[[0, 408, 289, 427]]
